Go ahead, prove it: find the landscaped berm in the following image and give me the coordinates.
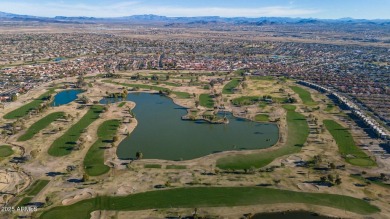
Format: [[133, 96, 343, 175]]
[[40, 187, 379, 219]]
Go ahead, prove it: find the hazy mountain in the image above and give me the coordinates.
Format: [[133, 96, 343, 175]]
[[0, 11, 389, 25], [0, 11, 40, 18]]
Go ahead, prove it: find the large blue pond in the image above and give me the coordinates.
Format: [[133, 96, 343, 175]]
[[101, 93, 279, 161]]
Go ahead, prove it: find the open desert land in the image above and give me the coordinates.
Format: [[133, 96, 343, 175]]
[[1, 68, 389, 219]]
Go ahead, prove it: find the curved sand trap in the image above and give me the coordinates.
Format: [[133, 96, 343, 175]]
[[297, 183, 319, 191], [62, 190, 94, 205], [282, 155, 302, 167]]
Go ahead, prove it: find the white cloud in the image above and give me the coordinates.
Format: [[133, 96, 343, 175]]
[[0, 1, 319, 18]]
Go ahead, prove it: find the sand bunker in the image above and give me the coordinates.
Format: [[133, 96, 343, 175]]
[[297, 182, 319, 191], [62, 190, 95, 205]]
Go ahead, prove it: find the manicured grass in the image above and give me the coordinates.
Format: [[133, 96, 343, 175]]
[[222, 79, 240, 94], [217, 105, 308, 170], [324, 120, 376, 167], [103, 80, 169, 92], [0, 145, 14, 157], [144, 164, 162, 169], [118, 102, 126, 107], [40, 187, 379, 219], [282, 104, 297, 111], [166, 165, 187, 169], [255, 114, 270, 122], [48, 105, 104, 156], [258, 102, 267, 108], [104, 80, 190, 99], [172, 91, 191, 99], [273, 97, 289, 103], [325, 104, 335, 112], [250, 76, 275, 80], [290, 86, 317, 106], [159, 81, 182, 87], [234, 69, 246, 76], [18, 112, 65, 141], [24, 179, 50, 196], [199, 94, 214, 108], [84, 120, 120, 176], [231, 96, 260, 106], [3, 89, 55, 119], [17, 197, 33, 207]]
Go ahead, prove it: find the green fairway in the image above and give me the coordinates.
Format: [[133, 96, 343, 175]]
[[290, 86, 317, 106], [3, 89, 55, 119], [233, 69, 246, 76], [255, 114, 270, 122], [84, 120, 120, 176], [25, 180, 50, 196], [144, 164, 162, 169], [250, 76, 275, 80], [172, 91, 191, 99], [325, 104, 335, 112], [40, 187, 379, 219], [104, 80, 191, 99], [323, 120, 376, 166], [17, 197, 33, 207], [48, 105, 104, 156], [103, 80, 169, 92], [158, 81, 182, 87], [222, 79, 240, 94], [18, 112, 65, 141], [104, 80, 190, 99], [199, 94, 214, 108], [282, 105, 297, 111], [166, 165, 187, 169], [217, 105, 308, 170], [0, 145, 14, 157], [231, 96, 260, 106]]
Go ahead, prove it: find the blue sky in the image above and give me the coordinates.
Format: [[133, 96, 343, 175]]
[[1, 0, 389, 19]]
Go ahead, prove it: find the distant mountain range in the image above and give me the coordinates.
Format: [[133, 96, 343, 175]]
[[1, 11, 389, 25]]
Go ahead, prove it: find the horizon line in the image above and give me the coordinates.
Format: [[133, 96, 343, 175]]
[[1, 11, 389, 21]]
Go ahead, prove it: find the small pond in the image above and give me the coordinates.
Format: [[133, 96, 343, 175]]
[[51, 89, 83, 106]]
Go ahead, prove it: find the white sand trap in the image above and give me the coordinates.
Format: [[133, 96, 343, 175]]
[[282, 155, 302, 167], [116, 186, 136, 195], [62, 190, 95, 205], [297, 182, 319, 191]]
